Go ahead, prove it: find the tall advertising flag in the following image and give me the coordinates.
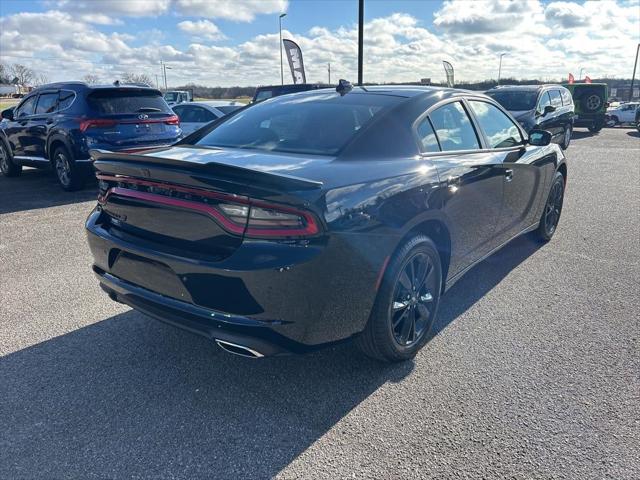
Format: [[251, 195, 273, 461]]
[[568, 73, 575, 84], [283, 39, 306, 84], [442, 61, 454, 88], [584, 75, 592, 84]]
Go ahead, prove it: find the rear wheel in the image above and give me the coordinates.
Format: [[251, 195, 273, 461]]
[[588, 125, 602, 133], [0, 141, 22, 177], [534, 171, 565, 242], [356, 236, 442, 362], [53, 146, 86, 191], [606, 116, 619, 127], [561, 124, 572, 150]]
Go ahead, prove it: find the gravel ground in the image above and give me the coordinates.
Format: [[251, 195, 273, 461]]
[[1, 128, 638, 479]]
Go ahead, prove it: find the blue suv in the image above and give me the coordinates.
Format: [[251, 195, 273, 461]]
[[0, 82, 182, 190]]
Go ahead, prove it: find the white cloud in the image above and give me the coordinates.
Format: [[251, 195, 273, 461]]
[[1, 1, 638, 87], [174, 0, 287, 22], [178, 20, 225, 40], [54, 0, 172, 17]]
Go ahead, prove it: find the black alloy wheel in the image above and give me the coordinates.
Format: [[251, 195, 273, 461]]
[[535, 171, 565, 242], [391, 252, 438, 346], [0, 141, 21, 177], [356, 235, 442, 362], [53, 146, 86, 191]]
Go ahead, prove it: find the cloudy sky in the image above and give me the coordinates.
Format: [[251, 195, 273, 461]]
[[1, 0, 638, 87]]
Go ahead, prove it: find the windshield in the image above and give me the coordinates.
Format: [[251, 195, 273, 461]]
[[196, 93, 399, 155], [486, 90, 539, 111], [164, 92, 179, 102]]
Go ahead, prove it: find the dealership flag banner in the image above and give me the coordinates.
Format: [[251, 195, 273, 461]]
[[568, 73, 575, 84], [442, 61, 454, 88], [283, 39, 306, 84]]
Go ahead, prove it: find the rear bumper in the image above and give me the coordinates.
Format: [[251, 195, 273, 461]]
[[573, 114, 605, 128], [86, 208, 391, 353]]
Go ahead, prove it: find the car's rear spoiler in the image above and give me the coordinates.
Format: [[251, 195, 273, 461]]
[[90, 149, 323, 193]]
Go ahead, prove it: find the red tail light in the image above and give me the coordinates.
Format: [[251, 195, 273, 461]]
[[96, 175, 320, 238], [79, 118, 117, 132], [164, 114, 180, 125]]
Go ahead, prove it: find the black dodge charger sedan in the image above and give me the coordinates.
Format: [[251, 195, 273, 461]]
[[86, 84, 567, 362]]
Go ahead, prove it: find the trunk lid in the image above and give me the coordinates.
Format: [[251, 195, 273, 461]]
[[92, 147, 325, 262]]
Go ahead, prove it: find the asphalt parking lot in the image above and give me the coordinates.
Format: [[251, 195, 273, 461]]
[[1, 128, 638, 479]]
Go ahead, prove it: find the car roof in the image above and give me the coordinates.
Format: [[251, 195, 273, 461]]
[[32, 82, 161, 94], [487, 84, 569, 92], [279, 85, 479, 101], [190, 100, 242, 107]]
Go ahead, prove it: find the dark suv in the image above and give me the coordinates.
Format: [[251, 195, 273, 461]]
[[0, 82, 182, 190], [486, 84, 575, 149]]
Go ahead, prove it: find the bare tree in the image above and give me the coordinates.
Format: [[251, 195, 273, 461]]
[[83, 74, 100, 84], [122, 72, 152, 85], [33, 73, 49, 87], [0, 63, 10, 84], [10, 64, 34, 85]]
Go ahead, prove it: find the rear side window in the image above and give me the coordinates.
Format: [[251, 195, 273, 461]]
[[87, 89, 171, 114], [16, 95, 37, 117], [560, 89, 573, 106], [468, 100, 522, 148], [549, 90, 562, 107], [35, 93, 59, 114], [429, 101, 480, 152], [179, 106, 216, 123], [58, 90, 76, 110], [416, 117, 440, 152], [216, 105, 241, 115]]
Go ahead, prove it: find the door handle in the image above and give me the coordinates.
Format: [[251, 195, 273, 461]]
[[46, 118, 54, 125], [504, 169, 514, 182]]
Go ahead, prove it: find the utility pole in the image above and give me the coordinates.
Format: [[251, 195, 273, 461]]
[[497, 53, 506, 85], [358, 0, 364, 85], [155, 74, 160, 89], [279, 13, 287, 85], [579, 67, 584, 80], [328, 63, 331, 84], [629, 43, 640, 102]]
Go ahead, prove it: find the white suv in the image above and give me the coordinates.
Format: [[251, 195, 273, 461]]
[[606, 102, 640, 126]]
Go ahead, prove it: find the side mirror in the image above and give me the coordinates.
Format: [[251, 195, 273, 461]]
[[543, 105, 556, 116], [528, 129, 552, 146], [1, 107, 14, 121]]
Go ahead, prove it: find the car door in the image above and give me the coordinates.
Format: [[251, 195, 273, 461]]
[[467, 98, 554, 242], [3, 94, 38, 158], [420, 100, 505, 276], [26, 90, 59, 158]]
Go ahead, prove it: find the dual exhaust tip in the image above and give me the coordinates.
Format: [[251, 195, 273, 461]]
[[215, 339, 264, 359]]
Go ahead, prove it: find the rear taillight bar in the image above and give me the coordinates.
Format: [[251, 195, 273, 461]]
[[78, 114, 180, 132], [96, 175, 320, 238]]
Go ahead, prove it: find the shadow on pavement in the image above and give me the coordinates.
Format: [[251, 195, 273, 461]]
[[0, 235, 542, 478], [626, 130, 639, 138], [0, 168, 97, 215], [570, 129, 597, 140]]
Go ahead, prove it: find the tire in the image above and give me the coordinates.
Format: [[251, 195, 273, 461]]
[[588, 125, 602, 133], [560, 124, 572, 150], [606, 116, 619, 127], [534, 171, 565, 242], [0, 140, 22, 177], [579, 89, 604, 113], [356, 235, 443, 363], [52, 145, 86, 191]]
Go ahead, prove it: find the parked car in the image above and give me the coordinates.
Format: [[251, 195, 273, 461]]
[[86, 84, 567, 362], [164, 89, 193, 106], [636, 107, 640, 132], [0, 82, 182, 190], [606, 101, 640, 126], [253, 83, 331, 102], [486, 84, 575, 149], [172, 100, 243, 135], [562, 82, 608, 133]]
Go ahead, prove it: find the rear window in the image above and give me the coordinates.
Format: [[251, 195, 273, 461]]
[[87, 89, 171, 115], [216, 105, 242, 114], [486, 90, 538, 111], [196, 93, 399, 156]]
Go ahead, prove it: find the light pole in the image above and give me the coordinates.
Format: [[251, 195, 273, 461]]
[[358, 0, 364, 85], [497, 53, 506, 85], [279, 13, 287, 85], [579, 67, 584, 80], [629, 43, 639, 102], [328, 63, 331, 84], [162, 64, 171, 90]]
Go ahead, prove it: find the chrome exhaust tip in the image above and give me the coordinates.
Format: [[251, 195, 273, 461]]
[[215, 339, 264, 359]]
